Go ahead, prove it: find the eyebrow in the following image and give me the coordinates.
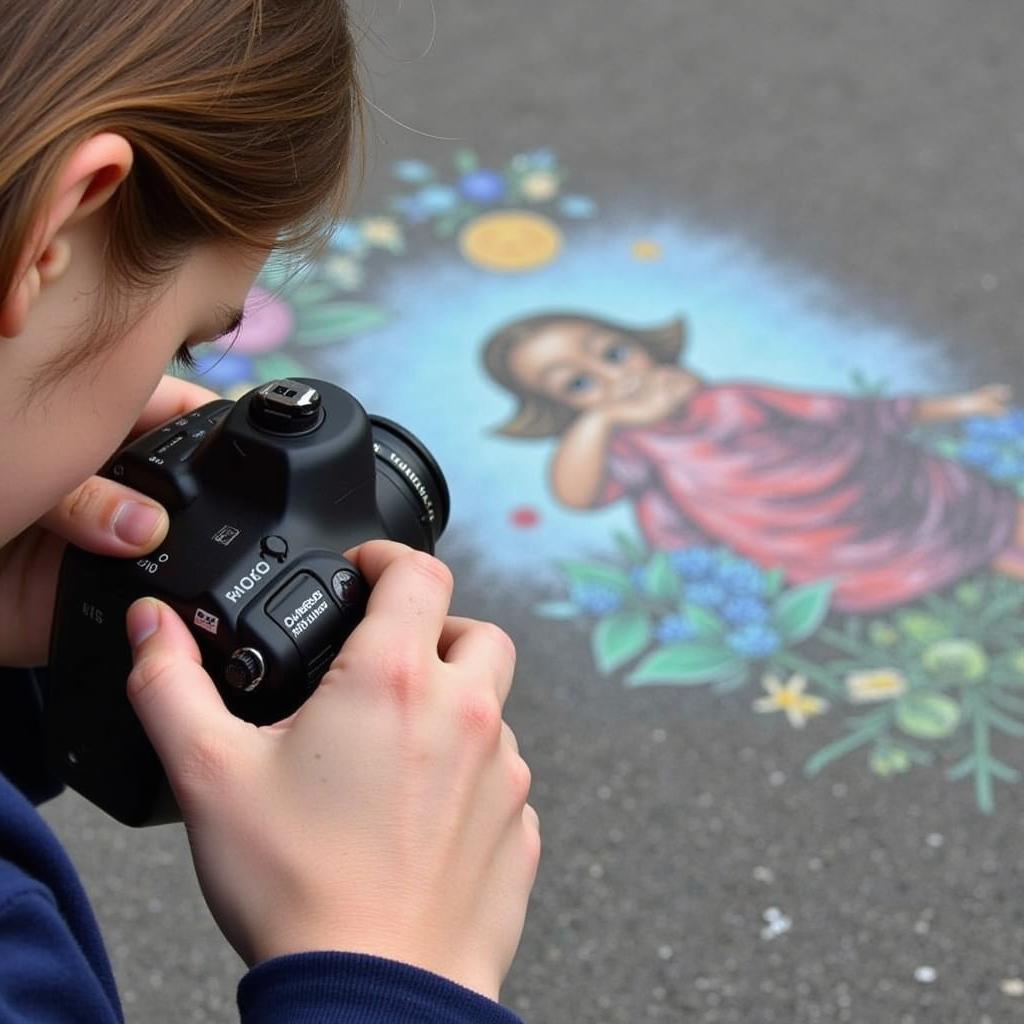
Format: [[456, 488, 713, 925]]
[[582, 327, 613, 353]]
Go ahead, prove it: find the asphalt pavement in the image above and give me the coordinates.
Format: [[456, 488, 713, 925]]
[[42, 2, 1024, 1021]]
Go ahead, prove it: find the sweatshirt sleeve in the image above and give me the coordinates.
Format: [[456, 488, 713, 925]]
[[0, 888, 123, 1023], [238, 953, 525, 1024]]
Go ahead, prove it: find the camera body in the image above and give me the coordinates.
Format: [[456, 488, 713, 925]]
[[45, 379, 449, 827]]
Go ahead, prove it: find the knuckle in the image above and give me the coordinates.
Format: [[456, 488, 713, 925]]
[[522, 805, 542, 862], [406, 551, 453, 593], [126, 653, 175, 702], [501, 720, 519, 754], [523, 802, 541, 833], [65, 479, 113, 526], [378, 648, 432, 706], [481, 621, 516, 662], [506, 751, 533, 805], [524, 819, 542, 867], [455, 690, 502, 743]]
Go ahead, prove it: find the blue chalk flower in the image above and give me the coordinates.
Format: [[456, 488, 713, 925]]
[[715, 559, 766, 596], [392, 194, 433, 225], [330, 222, 365, 254], [963, 416, 1019, 442], [392, 159, 434, 184], [957, 438, 1001, 469], [669, 547, 718, 580], [559, 195, 597, 219], [686, 582, 727, 608], [721, 597, 771, 627], [525, 148, 557, 170], [989, 452, 1024, 482], [726, 624, 782, 658], [415, 184, 460, 215], [458, 169, 506, 204], [629, 566, 648, 591], [655, 614, 699, 645], [570, 584, 624, 616]]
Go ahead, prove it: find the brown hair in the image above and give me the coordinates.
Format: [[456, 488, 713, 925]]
[[0, 0, 362, 372], [482, 312, 688, 438]]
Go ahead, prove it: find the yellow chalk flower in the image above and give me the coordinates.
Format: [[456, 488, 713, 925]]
[[519, 170, 559, 202], [323, 255, 363, 291], [845, 668, 908, 704], [360, 217, 404, 252], [754, 674, 829, 729]]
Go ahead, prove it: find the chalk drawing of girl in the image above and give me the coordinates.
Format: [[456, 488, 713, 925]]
[[482, 312, 1024, 612]]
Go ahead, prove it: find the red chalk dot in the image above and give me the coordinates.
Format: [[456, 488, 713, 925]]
[[511, 506, 540, 528]]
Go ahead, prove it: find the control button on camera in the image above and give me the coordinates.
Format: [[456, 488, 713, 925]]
[[153, 431, 187, 458], [260, 535, 289, 562], [331, 569, 364, 606], [225, 647, 265, 692]]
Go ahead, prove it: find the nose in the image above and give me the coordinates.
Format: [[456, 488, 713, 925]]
[[582, 353, 625, 385]]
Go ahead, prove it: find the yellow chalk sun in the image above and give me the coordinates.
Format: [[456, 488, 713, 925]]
[[459, 211, 563, 272]]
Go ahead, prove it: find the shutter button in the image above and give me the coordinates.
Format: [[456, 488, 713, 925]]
[[260, 535, 288, 562], [225, 647, 265, 692]]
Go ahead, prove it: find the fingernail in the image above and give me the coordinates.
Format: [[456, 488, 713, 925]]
[[127, 598, 160, 650], [113, 502, 166, 547]]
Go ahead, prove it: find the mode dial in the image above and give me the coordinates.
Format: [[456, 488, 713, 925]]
[[224, 647, 266, 692]]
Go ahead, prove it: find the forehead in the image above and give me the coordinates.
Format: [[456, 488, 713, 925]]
[[508, 321, 601, 383]]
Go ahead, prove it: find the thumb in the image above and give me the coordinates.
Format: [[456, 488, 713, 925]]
[[126, 598, 247, 785], [41, 477, 169, 557]]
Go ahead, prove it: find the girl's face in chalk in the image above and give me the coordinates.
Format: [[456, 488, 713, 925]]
[[508, 321, 674, 411]]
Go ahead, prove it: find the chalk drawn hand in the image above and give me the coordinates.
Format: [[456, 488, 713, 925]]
[[602, 367, 697, 427], [915, 384, 1013, 424], [959, 383, 1014, 418]]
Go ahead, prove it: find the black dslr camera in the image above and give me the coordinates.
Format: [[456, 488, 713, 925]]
[[46, 378, 449, 827]]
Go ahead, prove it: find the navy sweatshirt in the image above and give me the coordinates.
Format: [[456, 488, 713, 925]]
[[0, 669, 524, 1023]]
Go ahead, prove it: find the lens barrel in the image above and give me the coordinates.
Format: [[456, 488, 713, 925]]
[[370, 417, 450, 550]]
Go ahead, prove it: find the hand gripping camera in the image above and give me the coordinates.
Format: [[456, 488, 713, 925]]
[[46, 379, 449, 827]]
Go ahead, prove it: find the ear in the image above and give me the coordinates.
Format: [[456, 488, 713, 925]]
[[0, 133, 133, 338]]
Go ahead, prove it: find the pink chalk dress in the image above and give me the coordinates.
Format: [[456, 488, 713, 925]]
[[596, 384, 1017, 611]]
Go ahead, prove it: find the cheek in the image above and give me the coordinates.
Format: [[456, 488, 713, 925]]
[[0, 277, 193, 540], [626, 349, 655, 374], [64, 303, 187, 469], [75, 346, 169, 467], [3, 354, 168, 541]]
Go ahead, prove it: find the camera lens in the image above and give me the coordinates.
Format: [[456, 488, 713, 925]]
[[370, 417, 450, 551]]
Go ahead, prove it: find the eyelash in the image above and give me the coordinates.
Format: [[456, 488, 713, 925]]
[[169, 344, 199, 373], [169, 314, 246, 375]]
